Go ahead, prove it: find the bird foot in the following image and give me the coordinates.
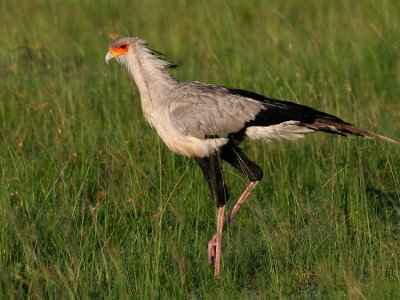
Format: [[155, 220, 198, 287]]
[[207, 234, 218, 265], [208, 233, 222, 276]]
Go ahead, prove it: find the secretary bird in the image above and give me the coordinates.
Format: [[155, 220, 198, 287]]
[[105, 37, 398, 276]]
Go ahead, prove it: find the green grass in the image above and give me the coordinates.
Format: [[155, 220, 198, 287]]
[[1, 0, 400, 298]]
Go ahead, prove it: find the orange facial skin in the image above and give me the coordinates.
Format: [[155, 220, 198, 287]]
[[109, 43, 129, 57]]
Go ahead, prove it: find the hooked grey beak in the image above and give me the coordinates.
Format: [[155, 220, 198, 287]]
[[105, 51, 115, 64]]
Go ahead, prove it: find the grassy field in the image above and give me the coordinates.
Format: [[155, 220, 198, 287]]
[[1, 0, 400, 298]]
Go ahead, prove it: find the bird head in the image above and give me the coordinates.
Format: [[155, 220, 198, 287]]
[[105, 37, 136, 64], [105, 36, 177, 72]]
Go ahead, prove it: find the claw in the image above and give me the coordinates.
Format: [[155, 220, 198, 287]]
[[207, 234, 218, 265]]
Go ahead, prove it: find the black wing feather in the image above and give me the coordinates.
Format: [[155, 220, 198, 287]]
[[227, 88, 346, 127], [227, 88, 398, 144]]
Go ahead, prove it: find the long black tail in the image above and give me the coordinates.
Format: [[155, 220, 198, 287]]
[[228, 88, 399, 145], [306, 118, 400, 145]]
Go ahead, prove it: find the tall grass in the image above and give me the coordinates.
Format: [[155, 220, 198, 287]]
[[1, 0, 399, 298]]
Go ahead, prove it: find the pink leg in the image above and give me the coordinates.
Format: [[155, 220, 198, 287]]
[[212, 205, 225, 276], [207, 181, 260, 275]]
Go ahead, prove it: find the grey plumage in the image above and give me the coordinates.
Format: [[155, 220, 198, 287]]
[[169, 82, 264, 139], [169, 81, 399, 145]]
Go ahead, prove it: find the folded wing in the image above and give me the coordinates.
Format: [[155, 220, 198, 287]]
[[169, 83, 398, 144]]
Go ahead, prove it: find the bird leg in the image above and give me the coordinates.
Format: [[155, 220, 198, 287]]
[[195, 155, 229, 275], [197, 146, 262, 276], [207, 181, 259, 273], [208, 205, 226, 276], [227, 181, 259, 227]]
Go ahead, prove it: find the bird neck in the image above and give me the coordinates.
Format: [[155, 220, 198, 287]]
[[126, 43, 178, 123]]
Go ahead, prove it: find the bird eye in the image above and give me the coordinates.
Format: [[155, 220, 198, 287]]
[[120, 44, 127, 49]]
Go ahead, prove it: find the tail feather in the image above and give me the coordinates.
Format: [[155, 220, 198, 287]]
[[308, 118, 400, 145], [227, 88, 398, 145]]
